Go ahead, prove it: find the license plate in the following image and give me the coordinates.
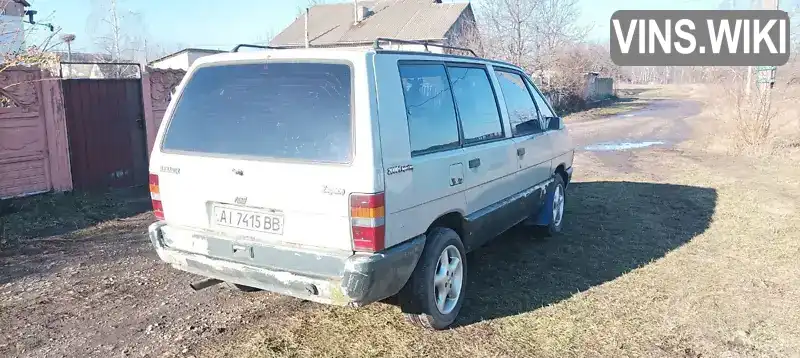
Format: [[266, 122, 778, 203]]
[[212, 205, 284, 235]]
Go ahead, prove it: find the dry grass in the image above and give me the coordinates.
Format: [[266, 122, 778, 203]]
[[590, 102, 646, 116], [616, 84, 715, 101], [564, 84, 709, 123], [564, 98, 649, 122], [196, 148, 800, 358], [676, 82, 800, 159]]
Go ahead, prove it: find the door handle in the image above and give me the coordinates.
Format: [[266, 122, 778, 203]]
[[468, 158, 481, 169], [517, 148, 526, 157]]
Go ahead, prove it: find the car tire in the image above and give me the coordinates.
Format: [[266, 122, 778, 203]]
[[536, 174, 566, 237], [398, 227, 467, 330]]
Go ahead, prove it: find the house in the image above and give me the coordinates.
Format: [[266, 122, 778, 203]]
[[270, 0, 477, 53], [148, 48, 226, 71], [0, 0, 30, 54]]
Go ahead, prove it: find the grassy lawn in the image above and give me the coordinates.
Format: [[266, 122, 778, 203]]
[[197, 148, 800, 358]]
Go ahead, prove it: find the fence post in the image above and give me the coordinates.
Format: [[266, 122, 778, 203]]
[[40, 71, 73, 192], [141, 70, 157, 157]]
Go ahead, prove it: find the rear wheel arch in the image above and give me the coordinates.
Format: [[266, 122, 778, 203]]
[[427, 211, 466, 240]]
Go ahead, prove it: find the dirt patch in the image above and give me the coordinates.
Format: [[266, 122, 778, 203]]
[[0, 190, 310, 358], [1, 189, 152, 283]]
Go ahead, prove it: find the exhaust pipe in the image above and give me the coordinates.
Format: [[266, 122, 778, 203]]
[[190, 278, 223, 291]]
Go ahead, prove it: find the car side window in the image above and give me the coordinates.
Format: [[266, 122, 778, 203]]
[[525, 79, 561, 131], [399, 63, 461, 156], [495, 70, 543, 137], [447, 66, 504, 145]]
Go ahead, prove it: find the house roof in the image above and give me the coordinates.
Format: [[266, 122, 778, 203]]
[[270, 0, 473, 47], [148, 48, 226, 65], [14, 0, 31, 7]]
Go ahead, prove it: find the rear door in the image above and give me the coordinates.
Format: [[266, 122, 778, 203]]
[[445, 64, 518, 228], [152, 60, 369, 252]]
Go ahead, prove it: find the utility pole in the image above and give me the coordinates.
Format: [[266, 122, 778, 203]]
[[749, 0, 779, 97], [755, 0, 779, 140], [304, 8, 310, 48], [755, 0, 779, 117], [758, 0, 779, 93]]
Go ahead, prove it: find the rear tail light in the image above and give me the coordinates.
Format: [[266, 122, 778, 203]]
[[149, 173, 164, 221], [349, 192, 385, 252]]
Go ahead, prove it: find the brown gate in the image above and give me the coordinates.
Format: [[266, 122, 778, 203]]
[[62, 79, 149, 191]]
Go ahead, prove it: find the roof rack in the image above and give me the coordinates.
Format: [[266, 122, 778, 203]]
[[372, 38, 477, 57], [230, 44, 291, 52]]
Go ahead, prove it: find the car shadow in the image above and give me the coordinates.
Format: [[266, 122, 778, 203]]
[[454, 180, 717, 327]]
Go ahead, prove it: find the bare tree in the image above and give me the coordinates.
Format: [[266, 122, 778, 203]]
[[468, 0, 594, 110], [89, 0, 141, 78], [478, 0, 589, 74], [479, 0, 537, 68], [448, 15, 492, 58], [255, 29, 277, 46]]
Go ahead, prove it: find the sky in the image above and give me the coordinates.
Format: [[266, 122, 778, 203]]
[[23, 0, 772, 57]]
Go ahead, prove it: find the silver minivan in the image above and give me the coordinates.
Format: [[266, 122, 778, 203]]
[[148, 41, 574, 330]]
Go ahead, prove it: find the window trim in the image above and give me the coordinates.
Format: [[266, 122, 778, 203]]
[[158, 59, 357, 166], [443, 62, 507, 148], [397, 60, 463, 157], [522, 75, 562, 131], [493, 67, 546, 138]]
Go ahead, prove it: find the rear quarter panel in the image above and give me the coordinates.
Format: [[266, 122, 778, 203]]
[[550, 127, 575, 172], [373, 53, 468, 248]]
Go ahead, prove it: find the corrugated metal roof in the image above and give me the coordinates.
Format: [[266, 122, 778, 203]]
[[271, 0, 472, 47]]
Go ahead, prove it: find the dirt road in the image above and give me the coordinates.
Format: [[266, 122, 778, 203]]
[[565, 97, 702, 176], [3, 91, 798, 358], [569, 98, 702, 148]]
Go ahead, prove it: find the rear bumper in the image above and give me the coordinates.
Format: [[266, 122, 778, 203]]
[[148, 222, 424, 307]]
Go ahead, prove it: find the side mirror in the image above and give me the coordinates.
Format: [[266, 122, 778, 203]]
[[547, 116, 562, 130]]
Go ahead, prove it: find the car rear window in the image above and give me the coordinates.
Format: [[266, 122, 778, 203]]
[[161, 62, 353, 163]]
